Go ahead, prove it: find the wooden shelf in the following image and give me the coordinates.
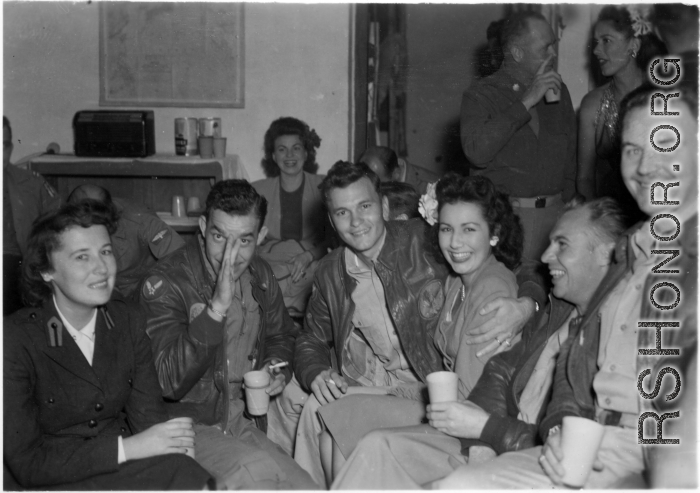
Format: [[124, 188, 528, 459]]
[[28, 154, 245, 215]]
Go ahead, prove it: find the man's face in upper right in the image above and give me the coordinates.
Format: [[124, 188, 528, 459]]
[[621, 99, 698, 219], [327, 176, 389, 260], [516, 18, 557, 79]]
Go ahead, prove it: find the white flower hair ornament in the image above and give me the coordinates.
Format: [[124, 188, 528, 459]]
[[419, 181, 439, 226], [627, 5, 652, 38]]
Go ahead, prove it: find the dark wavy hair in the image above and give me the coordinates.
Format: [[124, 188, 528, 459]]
[[261, 117, 321, 177], [319, 160, 382, 209], [596, 6, 666, 71], [204, 179, 268, 230], [21, 200, 119, 307], [429, 174, 523, 271], [381, 181, 420, 220]]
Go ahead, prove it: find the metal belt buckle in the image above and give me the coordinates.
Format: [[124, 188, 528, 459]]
[[535, 196, 547, 208]]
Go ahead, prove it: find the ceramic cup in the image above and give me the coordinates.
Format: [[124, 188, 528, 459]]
[[198, 136, 214, 159], [243, 370, 271, 416], [171, 195, 186, 218], [560, 416, 605, 487], [426, 371, 459, 403], [187, 197, 201, 214], [213, 137, 227, 158]]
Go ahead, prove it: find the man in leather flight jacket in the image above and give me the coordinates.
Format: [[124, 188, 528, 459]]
[[293, 161, 547, 485], [139, 180, 316, 490]]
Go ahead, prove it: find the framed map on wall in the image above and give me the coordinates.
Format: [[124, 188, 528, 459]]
[[100, 2, 244, 108]]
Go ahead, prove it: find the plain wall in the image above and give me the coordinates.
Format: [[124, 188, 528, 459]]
[[3, 2, 351, 182], [405, 4, 506, 173]]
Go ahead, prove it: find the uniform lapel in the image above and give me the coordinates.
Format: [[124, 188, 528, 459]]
[[38, 305, 102, 390], [92, 307, 120, 389]]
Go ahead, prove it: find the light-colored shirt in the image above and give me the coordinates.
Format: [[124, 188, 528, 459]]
[[226, 269, 260, 384], [593, 224, 657, 428], [342, 232, 419, 386], [517, 309, 575, 424], [53, 298, 126, 463]]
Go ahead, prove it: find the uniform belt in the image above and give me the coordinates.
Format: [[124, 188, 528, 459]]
[[598, 410, 637, 428], [511, 193, 562, 209]]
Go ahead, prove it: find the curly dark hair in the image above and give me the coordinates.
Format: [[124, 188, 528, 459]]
[[319, 160, 382, 209], [261, 117, 321, 177], [428, 173, 523, 271], [21, 200, 119, 307], [204, 179, 268, 230], [596, 6, 666, 71]]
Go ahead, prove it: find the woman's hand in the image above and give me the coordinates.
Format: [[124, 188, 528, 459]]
[[122, 417, 195, 461], [426, 401, 490, 439], [263, 358, 288, 397], [465, 296, 534, 357], [289, 251, 313, 283], [539, 427, 603, 486]]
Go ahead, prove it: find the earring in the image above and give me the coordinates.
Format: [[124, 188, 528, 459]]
[[490, 237, 499, 247], [631, 51, 637, 59]]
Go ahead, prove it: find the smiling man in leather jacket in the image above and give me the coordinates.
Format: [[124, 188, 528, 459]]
[[293, 161, 548, 485], [332, 198, 625, 489], [139, 180, 316, 490]]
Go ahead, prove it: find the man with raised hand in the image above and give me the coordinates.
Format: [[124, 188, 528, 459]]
[[461, 11, 577, 261], [140, 179, 316, 489]]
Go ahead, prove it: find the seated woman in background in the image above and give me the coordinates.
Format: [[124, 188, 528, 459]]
[[3, 201, 211, 490], [576, 6, 665, 222], [314, 174, 523, 483], [253, 117, 329, 317]]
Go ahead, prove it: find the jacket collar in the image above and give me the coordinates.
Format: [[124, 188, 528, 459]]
[[38, 302, 116, 390], [375, 221, 404, 272]]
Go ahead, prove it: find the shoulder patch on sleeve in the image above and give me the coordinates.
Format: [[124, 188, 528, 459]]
[[151, 229, 169, 244], [142, 275, 165, 300], [418, 279, 445, 320]]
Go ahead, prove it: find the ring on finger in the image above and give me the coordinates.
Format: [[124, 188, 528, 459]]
[[495, 336, 502, 345], [503, 339, 512, 348]]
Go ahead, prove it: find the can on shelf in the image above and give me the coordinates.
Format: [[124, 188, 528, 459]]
[[175, 118, 199, 156], [199, 118, 222, 138]]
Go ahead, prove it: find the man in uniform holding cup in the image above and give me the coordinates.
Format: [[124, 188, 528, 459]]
[[139, 180, 316, 489], [460, 11, 577, 261]]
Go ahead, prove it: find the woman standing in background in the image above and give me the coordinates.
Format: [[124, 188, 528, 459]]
[[576, 6, 665, 222]]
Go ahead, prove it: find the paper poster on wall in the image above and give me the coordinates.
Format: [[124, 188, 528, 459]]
[[100, 2, 244, 108]]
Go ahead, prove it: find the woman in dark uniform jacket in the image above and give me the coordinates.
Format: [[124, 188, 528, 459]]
[[3, 200, 212, 490]]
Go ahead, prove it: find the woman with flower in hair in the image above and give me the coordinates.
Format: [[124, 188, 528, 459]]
[[421, 173, 522, 396], [252, 116, 330, 317], [317, 174, 523, 486], [577, 5, 665, 222]]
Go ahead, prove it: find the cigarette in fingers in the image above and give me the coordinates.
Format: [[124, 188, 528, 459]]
[[269, 361, 289, 370]]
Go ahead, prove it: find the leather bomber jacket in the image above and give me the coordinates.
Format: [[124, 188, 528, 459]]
[[539, 222, 646, 438], [294, 219, 450, 390], [139, 236, 297, 428], [466, 296, 575, 455]]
